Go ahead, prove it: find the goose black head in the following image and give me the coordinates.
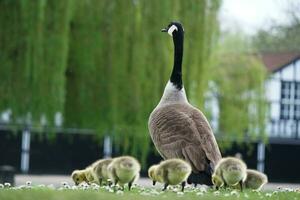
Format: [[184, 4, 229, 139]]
[[161, 21, 184, 37]]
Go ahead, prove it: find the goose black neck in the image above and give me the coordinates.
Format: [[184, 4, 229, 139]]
[[170, 32, 183, 90]]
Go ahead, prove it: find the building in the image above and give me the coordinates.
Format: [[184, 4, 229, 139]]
[[204, 52, 300, 182], [264, 52, 300, 139]]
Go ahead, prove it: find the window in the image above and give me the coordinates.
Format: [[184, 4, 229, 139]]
[[295, 82, 300, 100], [280, 104, 290, 119], [280, 81, 300, 120], [295, 82, 300, 120], [280, 81, 292, 119], [281, 81, 292, 99], [295, 105, 300, 120]]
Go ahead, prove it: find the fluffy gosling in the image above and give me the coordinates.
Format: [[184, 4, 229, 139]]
[[107, 156, 141, 190], [148, 164, 159, 186], [92, 158, 113, 186], [71, 169, 89, 185], [84, 167, 98, 184], [244, 169, 268, 190], [212, 157, 247, 190], [150, 159, 192, 192]]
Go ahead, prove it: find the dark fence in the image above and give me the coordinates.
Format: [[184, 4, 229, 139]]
[[0, 129, 300, 183], [0, 130, 104, 174]]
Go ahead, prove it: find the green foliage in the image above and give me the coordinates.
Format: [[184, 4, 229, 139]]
[[253, 1, 300, 52], [210, 32, 267, 148], [0, 0, 72, 124], [0, 188, 299, 200], [0, 0, 221, 162]]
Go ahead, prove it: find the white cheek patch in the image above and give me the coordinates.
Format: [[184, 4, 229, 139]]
[[168, 25, 178, 36]]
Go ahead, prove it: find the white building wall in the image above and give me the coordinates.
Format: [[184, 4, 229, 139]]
[[295, 60, 300, 81], [281, 63, 294, 81], [266, 59, 300, 138], [265, 78, 281, 103]]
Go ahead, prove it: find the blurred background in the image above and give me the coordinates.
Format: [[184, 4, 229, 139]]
[[0, 0, 300, 186]]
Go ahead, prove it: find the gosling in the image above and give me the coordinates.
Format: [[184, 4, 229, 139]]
[[107, 156, 140, 190], [71, 169, 89, 185], [149, 159, 192, 192], [84, 166, 98, 184], [244, 169, 268, 190], [212, 157, 247, 190], [148, 164, 159, 186], [92, 158, 113, 186]]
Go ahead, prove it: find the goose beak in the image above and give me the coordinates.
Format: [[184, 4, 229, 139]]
[[161, 28, 167, 32]]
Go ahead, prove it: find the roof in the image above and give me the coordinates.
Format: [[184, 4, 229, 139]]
[[261, 52, 300, 72]]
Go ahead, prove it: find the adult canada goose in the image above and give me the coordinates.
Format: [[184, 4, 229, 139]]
[[148, 21, 222, 186], [212, 157, 247, 190], [148, 159, 192, 192]]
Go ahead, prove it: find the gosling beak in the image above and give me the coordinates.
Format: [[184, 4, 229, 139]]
[[161, 28, 167, 32]]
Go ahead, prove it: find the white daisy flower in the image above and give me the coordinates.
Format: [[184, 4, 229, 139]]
[[116, 190, 124, 195], [230, 190, 239, 196], [224, 193, 230, 197], [196, 192, 204, 196], [61, 182, 68, 186], [265, 193, 272, 197], [71, 186, 78, 190], [4, 183, 11, 188]]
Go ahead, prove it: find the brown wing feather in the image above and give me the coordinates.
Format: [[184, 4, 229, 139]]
[[149, 103, 221, 173], [191, 107, 222, 166]]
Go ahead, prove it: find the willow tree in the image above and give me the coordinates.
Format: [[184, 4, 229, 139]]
[[0, 0, 72, 125], [210, 32, 267, 148], [0, 0, 221, 165], [64, 0, 221, 164]]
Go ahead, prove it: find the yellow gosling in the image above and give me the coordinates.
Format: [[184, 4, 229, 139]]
[[148, 164, 159, 186], [107, 156, 140, 190], [153, 159, 192, 192], [212, 157, 247, 191], [244, 169, 268, 190], [71, 169, 88, 185], [92, 158, 113, 186]]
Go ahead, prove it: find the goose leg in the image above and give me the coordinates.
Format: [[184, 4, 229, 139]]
[[162, 183, 169, 191], [153, 181, 156, 186], [128, 182, 132, 191], [108, 181, 112, 187], [181, 181, 186, 192], [128, 175, 137, 191], [162, 169, 169, 191], [239, 180, 243, 192]]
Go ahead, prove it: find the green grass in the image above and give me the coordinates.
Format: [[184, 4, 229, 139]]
[[0, 186, 299, 200]]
